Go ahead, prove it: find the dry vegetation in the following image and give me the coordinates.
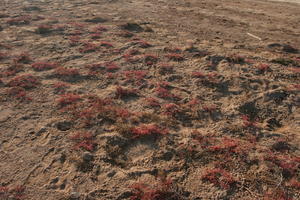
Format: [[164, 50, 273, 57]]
[[0, 0, 299, 199]]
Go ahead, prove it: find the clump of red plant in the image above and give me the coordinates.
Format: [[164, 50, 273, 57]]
[[201, 168, 236, 190], [70, 132, 96, 151], [131, 124, 168, 138], [0, 185, 26, 200], [106, 72, 116, 79], [54, 67, 79, 77], [241, 115, 258, 128], [163, 103, 180, 116], [0, 52, 9, 60], [69, 36, 81, 46], [7, 74, 39, 89], [7, 16, 31, 25], [130, 176, 178, 200], [186, 98, 200, 108], [133, 40, 151, 48], [105, 62, 119, 72], [31, 62, 58, 71], [264, 153, 299, 178], [144, 54, 158, 65], [192, 71, 205, 78], [257, 63, 270, 72], [7, 87, 32, 101], [68, 22, 86, 29], [287, 178, 300, 189], [164, 47, 182, 53], [115, 86, 138, 99], [93, 25, 108, 32], [166, 53, 184, 61], [85, 63, 105, 75], [89, 33, 101, 39], [35, 24, 52, 34], [145, 97, 161, 108], [0, 63, 23, 78], [57, 93, 81, 107], [79, 42, 98, 53], [123, 70, 147, 85], [155, 81, 179, 100], [52, 82, 69, 94], [202, 104, 217, 113], [100, 41, 113, 48]]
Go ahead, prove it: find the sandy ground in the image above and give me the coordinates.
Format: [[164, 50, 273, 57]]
[[0, 0, 299, 199]]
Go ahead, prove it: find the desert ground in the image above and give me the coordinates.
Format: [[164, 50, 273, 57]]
[[0, 0, 299, 199]]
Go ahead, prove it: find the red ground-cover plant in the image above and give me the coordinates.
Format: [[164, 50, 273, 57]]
[[208, 137, 240, 153], [263, 188, 292, 200], [0, 185, 26, 200], [7, 74, 39, 89], [257, 63, 270, 72], [288, 67, 300, 73], [31, 62, 58, 71], [130, 177, 174, 200], [166, 53, 184, 61], [52, 82, 69, 94], [164, 47, 182, 53], [131, 124, 168, 138], [122, 49, 141, 62], [115, 86, 138, 98], [118, 31, 134, 38], [105, 62, 119, 72], [69, 30, 84, 36], [89, 33, 101, 39], [287, 84, 300, 91], [287, 178, 300, 189], [67, 96, 115, 126], [116, 108, 132, 119], [241, 115, 258, 128], [0, 63, 23, 78], [145, 97, 161, 108], [7, 16, 31, 25], [0, 52, 9, 60], [85, 63, 105, 75], [186, 98, 200, 107], [155, 83, 179, 100], [163, 103, 180, 116], [106, 72, 117, 79], [93, 25, 108, 32], [68, 22, 86, 29], [123, 53, 142, 63], [264, 153, 300, 177], [123, 70, 147, 85], [70, 132, 96, 151], [192, 71, 205, 78], [7, 87, 32, 101], [79, 42, 98, 53], [202, 104, 217, 113], [35, 24, 52, 34], [54, 67, 79, 77], [201, 168, 236, 190], [100, 41, 113, 48], [133, 40, 151, 48], [144, 54, 158, 65], [57, 93, 81, 107], [69, 36, 81, 46]]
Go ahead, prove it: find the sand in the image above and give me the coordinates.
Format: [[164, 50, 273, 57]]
[[0, 0, 299, 199]]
